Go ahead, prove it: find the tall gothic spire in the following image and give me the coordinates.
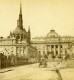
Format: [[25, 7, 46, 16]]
[[20, 0, 22, 15], [17, 1, 23, 29]]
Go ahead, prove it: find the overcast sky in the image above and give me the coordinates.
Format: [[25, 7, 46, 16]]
[[0, 0, 74, 38]]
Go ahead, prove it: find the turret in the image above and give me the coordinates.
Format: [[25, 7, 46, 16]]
[[28, 26, 31, 44]]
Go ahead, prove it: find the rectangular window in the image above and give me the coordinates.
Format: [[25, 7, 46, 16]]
[[56, 45, 58, 48], [60, 45, 62, 48], [51, 45, 54, 48]]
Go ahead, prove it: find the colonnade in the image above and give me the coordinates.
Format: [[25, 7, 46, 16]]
[[46, 45, 61, 55]]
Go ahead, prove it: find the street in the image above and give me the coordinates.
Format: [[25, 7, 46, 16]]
[[0, 62, 74, 80]]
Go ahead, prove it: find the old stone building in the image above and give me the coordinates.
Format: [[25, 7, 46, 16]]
[[0, 4, 37, 68], [31, 29, 74, 57]]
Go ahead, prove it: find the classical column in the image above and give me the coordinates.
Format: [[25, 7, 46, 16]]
[[19, 47, 21, 56], [46, 45, 48, 55], [47, 45, 50, 51], [48, 45, 50, 51], [54, 45, 56, 55], [23, 47, 24, 54], [47, 45, 48, 51], [58, 45, 60, 55], [50, 45, 52, 51]]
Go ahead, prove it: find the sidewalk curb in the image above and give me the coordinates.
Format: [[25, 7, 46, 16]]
[[0, 67, 14, 73]]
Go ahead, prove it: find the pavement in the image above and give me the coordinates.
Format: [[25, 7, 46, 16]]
[[0, 62, 74, 80], [60, 68, 74, 80]]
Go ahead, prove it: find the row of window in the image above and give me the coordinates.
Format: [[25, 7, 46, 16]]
[[0, 40, 15, 45], [35, 45, 62, 49], [38, 50, 59, 55], [50, 45, 62, 48]]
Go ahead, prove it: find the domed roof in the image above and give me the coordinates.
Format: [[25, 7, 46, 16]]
[[47, 29, 58, 37]]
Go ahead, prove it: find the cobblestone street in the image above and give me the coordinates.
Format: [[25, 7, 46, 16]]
[[0, 62, 74, 80]]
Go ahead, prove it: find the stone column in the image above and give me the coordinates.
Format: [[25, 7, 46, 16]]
[[47, 45, 50, 51], [23, 47, 24, 54], [50, 45, 52, 52], [19, 47, 21, 57], [46, 45, 48, 55], [46, 45, 48, 51], [58, 45, 60, 55], [20, 34, 21, 39], [54, 45, 56, 55]]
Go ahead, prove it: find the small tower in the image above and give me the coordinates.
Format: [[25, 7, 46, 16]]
[[28, 25, 31, 44]]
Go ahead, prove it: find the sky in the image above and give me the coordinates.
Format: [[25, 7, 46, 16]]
[[0, 0, 74, 38]]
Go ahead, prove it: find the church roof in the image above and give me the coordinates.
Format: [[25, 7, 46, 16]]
[[12, 3, 28, 36], [13, 26, 27, 35]]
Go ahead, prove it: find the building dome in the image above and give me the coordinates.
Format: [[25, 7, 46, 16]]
[[47, 29, 58, 37]]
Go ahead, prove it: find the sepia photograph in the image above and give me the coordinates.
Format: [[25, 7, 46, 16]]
[[0, 0, 74, 80]]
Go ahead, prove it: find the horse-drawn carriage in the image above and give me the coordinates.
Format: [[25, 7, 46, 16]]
[[39, 57, 47, 67]]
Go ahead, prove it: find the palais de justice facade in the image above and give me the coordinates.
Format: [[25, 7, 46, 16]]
[[31, 29, 74, 56]]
